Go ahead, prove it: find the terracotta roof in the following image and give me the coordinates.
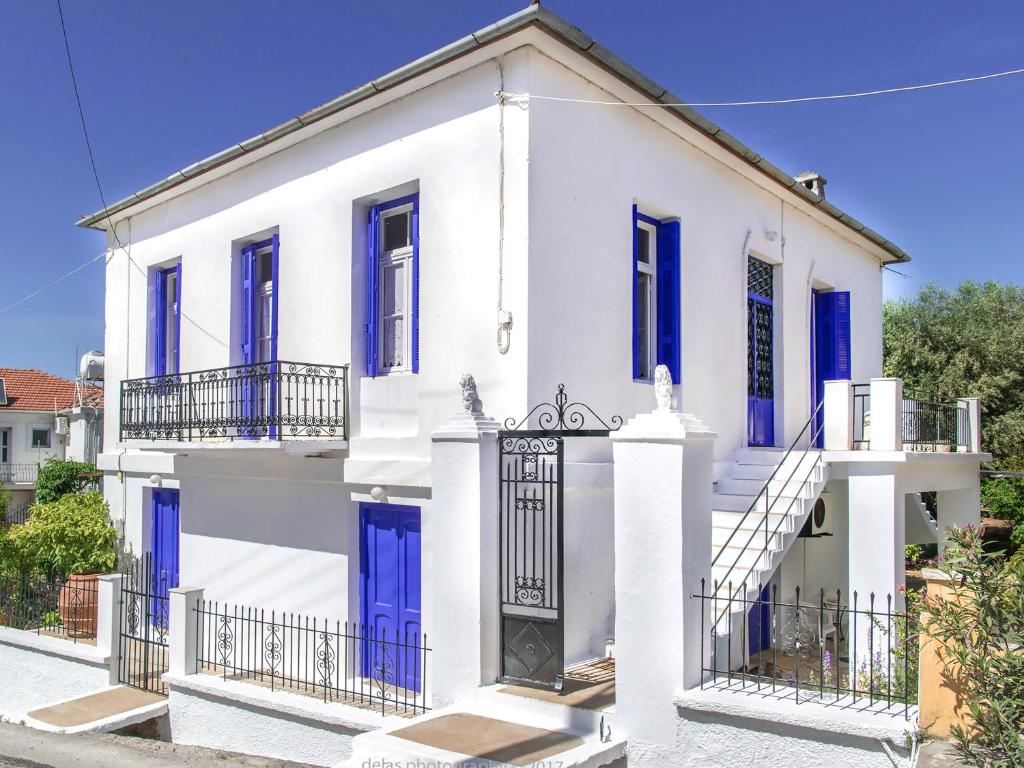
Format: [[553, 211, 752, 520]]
[[0, 368, 103, 412]]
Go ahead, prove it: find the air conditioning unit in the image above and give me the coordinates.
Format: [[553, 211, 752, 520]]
[[799, 497, 833, 538], [55, 416, 69, 435]]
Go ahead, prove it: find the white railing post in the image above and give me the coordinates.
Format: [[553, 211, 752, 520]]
[[869, 378, 903, 451], [97, 573, 122, 684], [823, 380, 853, 451], [957, 397, 981, 453], [169, 587, 204, 676]]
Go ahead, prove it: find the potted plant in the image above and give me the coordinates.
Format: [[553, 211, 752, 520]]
[[10, 491, 117, 637]]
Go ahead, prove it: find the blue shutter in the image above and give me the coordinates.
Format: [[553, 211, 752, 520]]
[[270, 234, 280, 362], [153, 270, 167, 376], [833, 291, 851, 379], [241, 246, 256, 365], [410, 199, 420, 374], [631, 205, 640, 379], [656, 220, 681, 383], [366, 207, 380, 377], [174, 262, 182, 374]]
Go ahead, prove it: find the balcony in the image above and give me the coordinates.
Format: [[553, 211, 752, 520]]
[[119, 361, 348, 444], [0, 463, 39, 485]]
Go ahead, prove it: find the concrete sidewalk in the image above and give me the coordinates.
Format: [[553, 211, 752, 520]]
[[0, 721, 314, 768]]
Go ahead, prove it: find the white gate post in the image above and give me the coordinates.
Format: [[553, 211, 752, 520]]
[[97, 572, 123, 685], [426, 374, 500, 707], [823, 379, 853, 451], [870, 378, 903, 451], [169, 587, 205, 676], [611, 367, 716, 744]]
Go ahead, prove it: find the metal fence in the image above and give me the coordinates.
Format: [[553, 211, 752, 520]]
[[694, 580, 917, 718], [0, 463, 39, 484], [120, 361, 349, 442], [852, 384, 870, 448], [1, 499, 33, 530], [901, 393, 970, 451], [117, 553, 170, 696], [195, 600, 430, 717], [0, 571, 99, 642]]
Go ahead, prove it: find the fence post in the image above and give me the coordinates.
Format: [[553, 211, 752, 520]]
[[823, 379, 853, 451], [610, 366, 716, 745], [869, 378, 903, 451], [957, 397, 981, 453], [169, 587, 204, 677], [97, 573, 123, 685]]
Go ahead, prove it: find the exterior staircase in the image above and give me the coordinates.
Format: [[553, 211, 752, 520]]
[[709, 431, 828, 626]]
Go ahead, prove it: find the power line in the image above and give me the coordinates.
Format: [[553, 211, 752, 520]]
[[503, 65, 1024, 108], [56, 0, 125, 248], [0, 251, 107, 314]]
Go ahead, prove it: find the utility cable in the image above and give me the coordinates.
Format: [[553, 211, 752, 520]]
[[499, 66, 1024, 108], [0, 251, 106, 314]]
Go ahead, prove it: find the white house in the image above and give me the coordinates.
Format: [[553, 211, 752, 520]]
[[0, 366, 104, 514], [78, 6, 985, 767]]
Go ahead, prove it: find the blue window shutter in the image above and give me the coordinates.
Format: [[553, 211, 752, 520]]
[[410, 199, 420, 374], [632, 205, 640, 379], [241, 246, 255, 365], [174, 262, 182, 374], [833, 291, 852, 379], [153, 270, 167, 376], [271, 234, 280, 362], [366, 206, 380, 377], [656, 220, 681, 383]]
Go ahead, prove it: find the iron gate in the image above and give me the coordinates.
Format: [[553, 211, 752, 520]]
[[498, 384, 620, 689], [117, 552, 170, 695]]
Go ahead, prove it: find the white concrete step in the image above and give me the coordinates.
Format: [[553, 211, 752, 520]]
[[712, 524, 784, 550], [716, 476, 820, 498], [711, 509, 793, 533], [712, 492, 808, 514]]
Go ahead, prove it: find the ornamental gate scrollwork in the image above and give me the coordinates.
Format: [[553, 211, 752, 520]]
[[498, 384, 620, 690]]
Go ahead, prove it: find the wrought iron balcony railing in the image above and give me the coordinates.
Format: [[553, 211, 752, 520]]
[[120, 361, 348, 442], [0, 463, 39, 485]]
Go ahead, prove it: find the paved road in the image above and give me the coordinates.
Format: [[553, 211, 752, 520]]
[[0, 722, 314, 768]]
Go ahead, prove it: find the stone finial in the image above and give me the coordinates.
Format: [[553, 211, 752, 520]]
[[654, 365, 673, 411], [459, 373, 480, 414]]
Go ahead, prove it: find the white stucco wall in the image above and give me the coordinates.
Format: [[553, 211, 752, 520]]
[[0, 632, 110, 718], [0, 410, 65, 474]]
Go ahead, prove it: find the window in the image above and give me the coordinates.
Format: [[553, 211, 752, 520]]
[[240, 236, 278, 366], [0, 428, 9, 462], [367, 195, 419, 376], [31, 428, 50, 449], [632, 207, 681, 383], [151, 264, 181, 376]]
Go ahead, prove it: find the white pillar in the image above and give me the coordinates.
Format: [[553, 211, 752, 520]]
[[823, 379, 853, 451], [957, 398, 982, 453], [869, 378, 903, 451], [611, 367, 716, 745], [97, 573, 122, 684], [937, 482, 981, 562], [168, 586, 204, 677], [426, 375, 499, 706]]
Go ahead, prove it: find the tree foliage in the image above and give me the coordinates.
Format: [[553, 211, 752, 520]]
[[923, 526, 1024, 767], [883, 281, 1024, 460], [34, 457, 98, 505]]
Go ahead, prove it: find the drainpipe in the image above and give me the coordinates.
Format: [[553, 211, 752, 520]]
[[495, 58, 513, 354]]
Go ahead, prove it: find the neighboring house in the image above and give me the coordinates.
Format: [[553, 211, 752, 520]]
[[0, 367, 104, 510], [79, 7, 985, 767]]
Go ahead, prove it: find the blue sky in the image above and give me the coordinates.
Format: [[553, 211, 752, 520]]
[[1, 0, 1022, 376]]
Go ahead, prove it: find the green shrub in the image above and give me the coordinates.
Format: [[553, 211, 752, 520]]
[[0, 487, 10, 524], [4, 491, 116, 576], [981, 457, 1024, 549], [34, 458, 98, 505], [923, 526, 1024, 767], [906, 544, 925, 570]]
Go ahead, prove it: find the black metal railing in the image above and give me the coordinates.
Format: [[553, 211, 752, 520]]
[[901, 393, 970, 451], [120, 361, 348, 442], [694, 581, 917, 718], [195, 600, 430, 717], [117, 552, 170, 696], [712, 401, 825, 603], [0, 463, 39, 484], [1, 499, 33, 530], [0, 571, 100, 643], [852, 384, 870, 448]]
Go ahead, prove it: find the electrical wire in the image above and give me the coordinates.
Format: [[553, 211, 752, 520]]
[[0, 251, 107, 314], [501, 66, 1024, 108]]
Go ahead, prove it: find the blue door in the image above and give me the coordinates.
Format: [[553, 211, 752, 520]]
[[748, 256, 775, 446], [812, 290, 852, 446], [360, 503, 422, 692], [748, 584, 772, 656], [150, 488, 180, 628], [239, 237, 278, 438]]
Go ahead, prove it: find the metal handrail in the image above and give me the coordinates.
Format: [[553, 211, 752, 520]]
[[712, 401, 825, 597]]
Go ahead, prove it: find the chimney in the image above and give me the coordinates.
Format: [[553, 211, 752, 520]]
[[794, 171, 827, 200]]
